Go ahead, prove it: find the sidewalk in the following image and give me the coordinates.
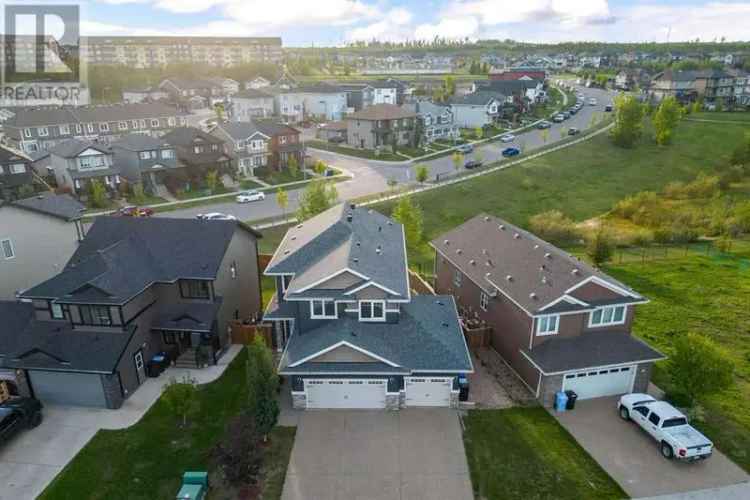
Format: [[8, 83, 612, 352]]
[[637, 482, 750, 500]]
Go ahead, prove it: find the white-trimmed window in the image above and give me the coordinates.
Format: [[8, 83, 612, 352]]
[[161, 149, 175, 159], [359, 300, 385, 322], [51, 302, 64, 319], [1, 238, 15, 260], [589, 305, 627, 327], [131, 119, 139, 129], [119, 121, 128, 130], [24, 128, 32, 138], [87, 123, 95, 133], [536, 314, 559, 335], [9, 163, 26, 174], [75, 124, 82, 134], [168, 117, 176, 126], [139, 119, 147, 129], [480, 292, 489, 311], [99, 122, 110, 132], [453, 269, 462, 287], [37, 127, 49, 137], [150, 118, 159, 127], [59, 124, 70, 135], [310, 299, 336, 319]]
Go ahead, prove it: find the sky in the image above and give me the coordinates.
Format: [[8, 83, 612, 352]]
[[19, 0, 750, 46]]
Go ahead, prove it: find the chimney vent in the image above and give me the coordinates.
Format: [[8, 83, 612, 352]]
[[544, 252, 551, 259], [469, 259, 476, 265], [484, 216, 490, 221], [444, 239, 449, 245], [506, 275, 513, 282], [530, 292, 537, 299], [498, 224, 505, 230], [456, 249, 462, 255], [350, 203, 356, 210], [572, 268, 580, 275], [513, 233, 520, 239]]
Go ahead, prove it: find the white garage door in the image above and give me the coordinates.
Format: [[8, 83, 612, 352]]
[[305, 379, 386, 409], [405, 377, 452, 407], [562, 366, 635, 400], [28, 370, 107, 407]]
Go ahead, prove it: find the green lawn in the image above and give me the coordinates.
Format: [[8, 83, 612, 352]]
[[39, 349, 295, 500], [176, 185, 233, 200], [308, 140, 403, 161], [375, 119, 748, 271], [255, 166, 307, 186], [690, 111, 750, 122], [604, 244, 750, 472], [464, 408, 626, 500], [125, 194, 167, 205], [239, 179, 265, 190]]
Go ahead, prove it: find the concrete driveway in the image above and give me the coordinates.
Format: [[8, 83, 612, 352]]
[[0, 345, 242, 500], [282, 409, 472, 500], [553, 396, 749, 498]]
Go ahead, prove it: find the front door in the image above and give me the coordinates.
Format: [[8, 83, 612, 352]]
[[134, 350, 146, 385], [179, 331, 192, 350]]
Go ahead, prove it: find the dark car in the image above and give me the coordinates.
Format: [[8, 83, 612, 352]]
[[569, 107, 578, 115], [605, 104, 613, 112], [464, 160, 483, 169], [536, 121, 552, 129], [328, 136, 346, 144], [0, 398, 43, 445], [561, 111, 571, 119], [502, 147, 521, 158], [568, 127, 580, 136], [118, 206, 154, 217]]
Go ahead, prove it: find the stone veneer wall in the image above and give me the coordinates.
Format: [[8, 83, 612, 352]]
[[633, 363, 653, 393], [292, 392, 307, 409], [539, 374, 564, 408], [386, 393, 400, 411], [101, 373, 124, 409], [450, 390, 460, 409], [14, 370, 32, 398]]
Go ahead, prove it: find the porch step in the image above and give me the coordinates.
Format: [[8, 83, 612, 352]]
[[174, 349, 199, 369]]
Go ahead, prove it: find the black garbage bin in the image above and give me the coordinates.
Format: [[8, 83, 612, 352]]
[[458, 375, 470, 402], [565, 390, 578, 410]]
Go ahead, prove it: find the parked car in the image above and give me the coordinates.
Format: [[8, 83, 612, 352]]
[[588, 98, 597, 106], [553, 114, 565, 123], [117, 206, 154, 217], [618, 394, 713, 461], [568, 127, 580, 136], [569, 107, 578, 115], [537, 121, 552, 129], [561, 111, 571, 120], [196, 212, 238, 221], [500, 133, 515, 143], [502, 147, 521, 158], [328, 136, 346, 144], [0, 398, 43, 445], [456, 144, 474, 154], [605, 104, 613, 112], [235, 190, 265, 203], [464, 160, 482, 169]]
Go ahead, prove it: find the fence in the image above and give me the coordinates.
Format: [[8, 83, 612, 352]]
[[408, 269, 435, 295], [229, 322, 273, 347], [608, 240, 749, 265]]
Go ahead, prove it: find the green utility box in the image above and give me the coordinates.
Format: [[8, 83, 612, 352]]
[[176, 471, 208, 500]]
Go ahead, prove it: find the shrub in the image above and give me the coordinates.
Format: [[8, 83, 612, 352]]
[[664, 174, 720, 199], [670, 332, 734, 406], [213, 414, 263, 486], [586, 227, 614, 266], [529, 210, 581, 245], [612, 191, 661, 221], [162, 375, 200, 427]]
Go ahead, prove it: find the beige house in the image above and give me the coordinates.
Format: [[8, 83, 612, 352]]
[[345, 104, 417, 150]]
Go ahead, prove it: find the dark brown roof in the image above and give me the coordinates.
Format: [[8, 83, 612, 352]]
[[347, 104, 416, 121], [431, 214, 642, 314]]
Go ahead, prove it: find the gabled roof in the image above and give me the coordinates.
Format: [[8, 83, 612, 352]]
[[233, 88, 273, 99], [110, 133, 171, 151], [279, 295, 473, 373], [213, 121, 270, 141], [49, 139, 111, 158], [346, 104, 416, 121], [2, 102, 185, 129], [449, 91, 503, 106], [475, 79, 542, 93], [280, 83, 343, 94], [161, 126, 224, 147], [22, 217, 259, 304], [8, 192, 85, 221], [161, 77, 221, 90], [431, 214, 643, 315], [266, 204, 409, 299], [254, 121, 301, 137]]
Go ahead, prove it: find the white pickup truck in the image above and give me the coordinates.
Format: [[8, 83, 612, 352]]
[[618, 394, 713, 461]]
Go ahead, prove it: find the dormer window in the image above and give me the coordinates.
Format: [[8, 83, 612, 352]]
[[311, 299, 336, 319], [359, 300, 385, 322], [589, 305, 626, 327], [536, 314, 559, 335]]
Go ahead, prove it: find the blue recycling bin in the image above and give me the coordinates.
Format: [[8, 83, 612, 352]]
[[554, 391, 568, 412]]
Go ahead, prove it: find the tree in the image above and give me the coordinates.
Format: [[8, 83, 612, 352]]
[[312, 160, 327, 176], [474, 126, 483, 140], [653, 96, 682, 145], [691, 99, 702, 114], [670, 333, 734, 405], [610, 94, 645, 148], [415, 163, 429, 184], [214, 103, 225, 122], [452, 151, 464, 173], [206, 170, 219, 194], [213, 414, 263, 486], [391, 196, 424, 249], [443, 75, 456, 97], [541, 128, 550, 144], [246, 337, 279, 441], [296, 180, 338, 221], [276, 187, 289, 221], [88, 179, 107, 209], [162, 375, 200, 427], [586, 226, 614, 266], [730, 132, 750, 165], [287, 155, 300, 179], [529, 210, 581, 246]]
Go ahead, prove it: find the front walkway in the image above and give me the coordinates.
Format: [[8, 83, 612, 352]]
[[0, 345, 242, 500]]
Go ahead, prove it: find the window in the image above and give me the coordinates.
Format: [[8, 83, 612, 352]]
[[79, 305, 112, 326], [118, 121, 128, 130], [139, 119, 147, 129], [648, 412, 661, 426], [99, 122, 109, 132], [59, 124, 70, 135], [51, 302, 64, 319], [310, 299, 336, 319], [168, 117, 176, 126], [75, 124, 82, 134], [279, 135, 287, 144], [24, 128, 32, 138], [37, 127, 49, 137], [180, 279, 210, 299], [663, 417, 688, 428], [211, 144, 218, 151], [131, 120, 139, 129], [479, 292, 489, 311], [161, 149, 174, 159], [453, 269, 462, 287], [139, 150, 156, 160], [281, 275, 292, 293], [163, 331, 176, 344], [536, 314, 559, 335], [230, 261, 237, 279], [87, 123, 95, 133], [194, 145, 204, 154], [359, 300, 385, 322], [633, 406, 649, 417], [150, 119, 159, 127], [9, 163, 26, 174], [1, 239, 15, 259], [589, 305, 626, 327], [79, 155, 105, 169]]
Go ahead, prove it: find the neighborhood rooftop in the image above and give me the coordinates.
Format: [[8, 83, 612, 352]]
[[6, 192, 85, 221], [2, 102, 186, 129], [347, 103, 416, 121]]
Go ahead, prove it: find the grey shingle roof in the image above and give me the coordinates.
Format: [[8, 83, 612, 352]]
[[286, 362, 409, 374], [347, 104, 416, 121], [266, 204, 409, 299], [475, 79, 542, 94], [22, 217, 259, 304], [10, 192, 85, 221], [233, 88, 273, 99], [152, 300, 223, 333], [522, 332, 665, 374], [214, 121, 269, 141], [279, 295, 473, 374], [0, 301, 136, 373], [49, 139, 110, 158], [3, 102, 185, 128], [449, 91, 503, 106], [431, 214, 643, 314], [111, 133, 171, 151]]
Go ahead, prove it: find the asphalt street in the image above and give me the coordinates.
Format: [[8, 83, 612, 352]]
[[157, 84, 615, 222]]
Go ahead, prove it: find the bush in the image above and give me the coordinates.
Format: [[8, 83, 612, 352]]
[[213, 414, 263, 487], [529, 210, 581, 245], [586, 227, 614, 266], [612, 191, 661, 221], [664, 174, 720, 199], [670, 332, 734, 406]]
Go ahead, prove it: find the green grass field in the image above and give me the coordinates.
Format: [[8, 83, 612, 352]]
[[374, 119, 749, 270], [464, 408, 626, 500], [604, 244, 750, 472], [690, 111, 750, 122]]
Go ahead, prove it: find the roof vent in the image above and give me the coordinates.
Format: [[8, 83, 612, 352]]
[[353, 257, 359, 263], [442, 322, 449, 327], [387, 221, 393, 225], [486, 272, 492, 278], [469, 259, 476, 265], [436, 300, 444, 306], [513, 233, 520, 239], [484, 216, 490, 221], [456, 249, 462, 255], [534, 244, 540, 250], [291, 236, 297, 241], [542, 276, 548, 284], [529, 292, 537, 300], [482, 249, 488, 255], [506, 275, 513, 282], [572, 268, 580, 275], [540, 264, 546, 271], [498, 224, 505, 230], [444, 239, 450, 245], [356, 241, 361, 247], [544, 252, 551, 259], [376, 246, 382, 254], [378, 226, 382, 232], [283, 250, 290, 255]]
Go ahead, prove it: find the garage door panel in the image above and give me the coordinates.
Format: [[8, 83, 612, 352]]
[[305, 379, 386, 409], [405, 377, 452, 407], [29, 371, 107, 408], [563, 366, 634, 400]]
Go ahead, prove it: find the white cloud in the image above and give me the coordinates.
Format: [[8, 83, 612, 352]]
[[414, 16, 480, 40], [345, 7, 414, 41], [444, 0, 612, 26]]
